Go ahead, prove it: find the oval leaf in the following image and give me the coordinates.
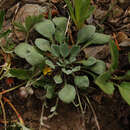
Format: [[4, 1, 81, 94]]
[[35, 20, 55, 39], [15, 43, 44, 65], [60, 43, 70, 58], [54, 74, 63, 84], [90, 33, 110, 44], [44, 85, 55, 99], [58, 84, 76, 103], [77, 25, 96, 44], [70, 45, 80, 58], [89, 60, 106, 75], [35, 38, 51, 51], [74, 76, 89, 89], [79, 57, 97, 67], [45, 59, 55, 69], [51, 45, 60, 57]]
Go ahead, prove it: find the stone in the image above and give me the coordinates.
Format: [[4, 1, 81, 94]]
[[119, 38, 130, 47], [83, 45, 110, 60], [123, 17, 130, 23], [94, 9, 107, 20], [14, 4, 48, 41], [22, 0, 47, 4], [117, 32, 128, 43], [118, 0, 130, 9], [0, 0, 15, 9], [112, 5, 124, 18]]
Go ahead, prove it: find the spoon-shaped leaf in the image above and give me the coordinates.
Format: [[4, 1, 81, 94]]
[[77, 25, 96, 44], [58, 84, 76, 103], [35, 20, 55, 39]]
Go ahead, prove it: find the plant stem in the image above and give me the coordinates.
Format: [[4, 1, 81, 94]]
[[85, 96, 101, 130], [0, 82, 25, 95], [0, 99, 7, 130], [76, 87, 84, 114]]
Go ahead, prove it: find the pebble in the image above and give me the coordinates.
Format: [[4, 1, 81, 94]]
[[83, 45, 110, 60], [117, 32, 128, 43], [0, 0, 15, 9], [118, 0, 130, 9], [112, 5, 124, 18], [22, 0, 47, 4], [94, 9, 107, 20]]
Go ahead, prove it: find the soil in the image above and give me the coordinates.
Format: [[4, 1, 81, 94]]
[[0, 0, 130, 130]]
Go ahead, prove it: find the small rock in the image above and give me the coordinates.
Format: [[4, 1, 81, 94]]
[[124, 6, 130, 16], [94, 9, 107, 20], [117, 32, 128, 43], [22, 0, 47, 4], [119, 38, 130, 47], [123, 17, 130, 23], [83, 45, 110, 60], [108, 17, 120, 25], [14, 4, 48, 41], [51, 0, 62, 3], [0, 0, 15, 9], [112, 5, 124, 18], [118, 0, 130, 9]]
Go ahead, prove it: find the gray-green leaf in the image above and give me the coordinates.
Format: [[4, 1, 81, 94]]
[[70, 45, 80, 58], [90, 33, 110, 44], [35, 20, 55, 39], [54, 74, 63, 84], [45, 59, 55, 69], [60, 44, 70, 58], [77, 25, 96, 44], [58, 84, 76, 103], [89, 60, 106, 75], [51, 45, 60, 57], [79, 57, 96, 67], [74, 76, 89, 89], [35, 38, 51, 51], [45, 85, 55, 99], [14, 43, 44, 65]]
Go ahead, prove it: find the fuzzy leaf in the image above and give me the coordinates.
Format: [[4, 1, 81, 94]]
[[70, 45, 80, 58], [51, 45, 60, 57], [77, 25, 96, 44], [60, 44, 70, 58], [58, 84, 76, 103], [74, 76, 89, 89], [35, 38, 50, 52], [45, 59, 55, 69], [44, 85, 55, 99], [35, 20, 55, 39], [53, 17, 67, 43], [53, 17, 67, 31], [79, 57, 96, 67], [89, 60, 106, 75], [90, 33, 110, 44], [14, 43, 44, 65], [54, 74, 63, 84]]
